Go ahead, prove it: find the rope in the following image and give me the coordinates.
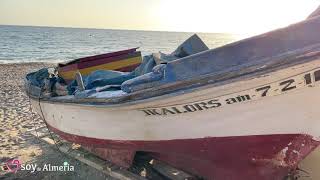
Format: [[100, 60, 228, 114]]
[[36, 86, 66, 156], [27, 95, 41, 145]]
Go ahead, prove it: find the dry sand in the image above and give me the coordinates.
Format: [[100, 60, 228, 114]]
[[299, 148, 320, 180], [0, 63, 115, 180], [0, 63, 318, 180]]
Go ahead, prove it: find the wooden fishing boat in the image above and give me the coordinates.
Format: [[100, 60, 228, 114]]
[[25, 15, 320, 180], [57, 48, 142, 83]]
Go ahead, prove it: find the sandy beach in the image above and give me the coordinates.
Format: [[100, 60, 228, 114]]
[[0, 63, 116, 180], [0, 62, 319, 179]]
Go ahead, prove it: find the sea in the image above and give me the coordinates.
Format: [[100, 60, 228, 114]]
[[0, 25, 242, 64]]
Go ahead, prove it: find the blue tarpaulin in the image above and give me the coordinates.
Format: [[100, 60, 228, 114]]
[[66, 54, 157, 95], [26, 68, 49, 87], [28, 34, 209, 97], [67, 34, 208, 95], [121, 16, 320, 93]]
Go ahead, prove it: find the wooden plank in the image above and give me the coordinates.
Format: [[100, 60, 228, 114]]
[[30, 130, 50, 139], [61, 146, 145, 180], [30, 129, 146, 180], [151, 160, 197, 180], [41, 136, 56, 145], [26, 125, 47, 132]]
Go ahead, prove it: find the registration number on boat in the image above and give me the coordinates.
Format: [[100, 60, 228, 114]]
[[139, 69, 320, 116]]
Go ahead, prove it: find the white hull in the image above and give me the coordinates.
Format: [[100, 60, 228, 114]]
[[30, 59, 320, 141]]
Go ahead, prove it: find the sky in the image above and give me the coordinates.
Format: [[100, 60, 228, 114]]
[[0, 0, 319, 35]]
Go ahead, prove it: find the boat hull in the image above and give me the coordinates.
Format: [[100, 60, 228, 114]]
[[29, 60, 320, 179], [41, 126, 320, 180]]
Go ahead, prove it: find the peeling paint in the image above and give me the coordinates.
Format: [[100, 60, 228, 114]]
[[292, 150, 300, 155], [253, 147, 290, 167], [312, 136, 320, 142]]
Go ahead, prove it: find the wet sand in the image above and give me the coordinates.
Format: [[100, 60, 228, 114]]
[[0, 63, 115, 180], [0, 63, 318, 179]]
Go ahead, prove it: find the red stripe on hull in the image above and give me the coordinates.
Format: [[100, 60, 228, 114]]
[[77, 51, 141, 69], [58, 48, 138, 67], [58, 52, 141, 72], [76, 48, 138, 63], [46, 124, 319, 180], [58, 63, 78, 72]]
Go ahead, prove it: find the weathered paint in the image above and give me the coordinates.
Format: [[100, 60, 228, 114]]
[[82, 146, 135, 168], [28, 59, 320, 179], [45, 124, 320, 180]]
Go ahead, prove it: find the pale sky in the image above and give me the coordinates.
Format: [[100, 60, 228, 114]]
[[0, 0, 319, 35]]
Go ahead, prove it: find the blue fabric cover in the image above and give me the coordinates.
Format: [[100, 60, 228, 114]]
[[121, 16, 320, 93], [26, 68, 63, 93], [67, 70, 134, 94], [26, 68, 49, 87], [67, 54, 157, 94], [28, 34, 209, 97]]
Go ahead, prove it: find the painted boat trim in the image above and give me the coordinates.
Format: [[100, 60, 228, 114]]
[[59, 56, 141, 80], [58, 48, 138, 67], [58, 51, 141, 72]]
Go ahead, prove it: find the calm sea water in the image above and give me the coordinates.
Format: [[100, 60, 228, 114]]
[[0, 25, 241, 64]]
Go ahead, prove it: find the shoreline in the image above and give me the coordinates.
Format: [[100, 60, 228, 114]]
[[0, 62, 55, 66]]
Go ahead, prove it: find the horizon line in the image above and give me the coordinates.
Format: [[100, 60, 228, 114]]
[[0, 23, 237, 35]]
